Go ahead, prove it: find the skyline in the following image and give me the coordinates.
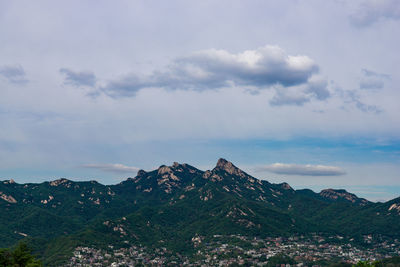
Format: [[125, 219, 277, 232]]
[[0, 0, 399, 201]]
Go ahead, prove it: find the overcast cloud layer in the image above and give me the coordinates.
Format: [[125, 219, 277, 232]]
[[0, 0, 399, 201]]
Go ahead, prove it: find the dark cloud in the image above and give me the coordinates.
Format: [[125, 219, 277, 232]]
[[101, 74, 150, 97], [60, 68, 96, 87], [350, 0, 400, 27], [81, 163, 139, 174], [348, 90, 382, 113], [359, 69, 390, 90], [100, 45, 319, 97], [270, 88, 311, 106], [307, 78, 330, 100], [270, 77, 329, 106], [340, 89, 382, 114], [257, 163, 346, 176], [0, 65, 28, 84]]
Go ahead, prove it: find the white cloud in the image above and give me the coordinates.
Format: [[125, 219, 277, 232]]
[[100, 45, 321, 99], [256, 163, 346, 176], [81, 163, 140, 174]]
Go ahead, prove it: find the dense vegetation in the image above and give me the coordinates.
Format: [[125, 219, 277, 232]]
[[0, 242, 42, 267], [1, 159, 399, 266]]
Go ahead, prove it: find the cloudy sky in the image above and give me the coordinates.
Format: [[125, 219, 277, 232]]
[[0, 0, 399, 201]]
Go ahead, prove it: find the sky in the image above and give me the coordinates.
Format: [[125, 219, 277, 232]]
[[0, 0, 399, 201]]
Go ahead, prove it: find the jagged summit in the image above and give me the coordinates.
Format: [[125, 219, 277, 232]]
[[172, 162, 180, 168], [137, 169, 147, 176], [214, 158, 242, 175], [129, 159, 251, 185], [49, 178, 71, 187], [279, 182, 293, 191], [319, 188, 369, 205], [2, 179, 16, 185], [216, 158, 230, 168], [319, 188, 355, 199], [134, 162, 196, 178], [156, 162, 199, 174]]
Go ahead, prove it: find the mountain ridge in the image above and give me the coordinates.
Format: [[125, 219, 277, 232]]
[[1, 158, 399, 266], [0, 158, 375, 203]]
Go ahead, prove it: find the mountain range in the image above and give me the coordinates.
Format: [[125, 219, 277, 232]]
[[1, 158, 399, 265]]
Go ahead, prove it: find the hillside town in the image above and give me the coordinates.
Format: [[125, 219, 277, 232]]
[[66, 234, 400, 266]]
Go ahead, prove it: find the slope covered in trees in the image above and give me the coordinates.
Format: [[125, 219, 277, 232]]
[[1, 159, 399, 265]]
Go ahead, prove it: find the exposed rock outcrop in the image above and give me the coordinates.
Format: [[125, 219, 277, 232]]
[[319, 189, 369, 205], [0, 192, 17, 203]]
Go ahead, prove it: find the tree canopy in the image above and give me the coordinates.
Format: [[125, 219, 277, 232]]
[[0, 242, 42, 267]]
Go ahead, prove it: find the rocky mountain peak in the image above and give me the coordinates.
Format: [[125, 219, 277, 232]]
[[280, 182, 293, 190], [49, 178, 71, 187], [319, 189, 369, 205], [213, 158, 257, 183], [157, 162, 187, 174], [215, 158, 240, 175], [172, 162, 180, 168], [137, 169, 147, 176], [320, 189, 352, 199], [157, 165, 172, 175], [216, 158, 230, 168]]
